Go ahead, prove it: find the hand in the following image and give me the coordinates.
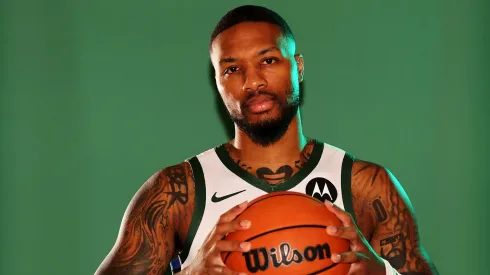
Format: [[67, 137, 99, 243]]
[[183, 201, 251, 275], [325, 201, 386, 275]]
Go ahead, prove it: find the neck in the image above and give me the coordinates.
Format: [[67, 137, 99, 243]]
[[231, 112, 308, 164]]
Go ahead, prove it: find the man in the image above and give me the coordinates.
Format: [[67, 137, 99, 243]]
[[95, 5, 439, 275]]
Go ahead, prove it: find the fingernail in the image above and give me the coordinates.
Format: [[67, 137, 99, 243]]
[[327, 226, 337, 235], [240, 242, 251, 250], [332, 253, 341, 263], [240, 220, 251, 228], [239, 201, 248, 208]]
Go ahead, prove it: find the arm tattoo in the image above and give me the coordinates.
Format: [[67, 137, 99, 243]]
[[378, 210, 408, 270], [98, 165, 190, 275], [164, 165, 188, 208], [372, 198, 388, 223], [376, 174, 420, 272], [352, 161, 439, 275], [354, 161, 381, 186]]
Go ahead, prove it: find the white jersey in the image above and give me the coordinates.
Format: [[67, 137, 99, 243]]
[[171, 139, 355, 272]]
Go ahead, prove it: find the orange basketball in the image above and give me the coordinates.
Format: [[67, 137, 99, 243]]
[[222, 191, 350, 275]]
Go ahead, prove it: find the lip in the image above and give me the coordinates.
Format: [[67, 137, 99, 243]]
[[244, 95, 274, 107], [244, 95, 276, 114]]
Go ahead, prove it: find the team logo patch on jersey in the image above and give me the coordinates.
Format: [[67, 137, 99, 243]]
[[305, 177, 338, 203]]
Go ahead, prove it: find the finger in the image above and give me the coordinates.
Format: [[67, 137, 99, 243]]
[[208, 266, 247, 275], [331, 251, 369, 263], [214, 240, 251, 253], [218, 201, 249, 224], [213, 219, 251, 241], [326, 226, 358, 241], [324, 201, 355, 227]]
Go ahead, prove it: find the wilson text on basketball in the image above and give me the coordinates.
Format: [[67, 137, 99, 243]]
[[242, 242, 332, 273]]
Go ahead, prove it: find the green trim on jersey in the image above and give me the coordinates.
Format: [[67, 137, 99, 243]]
[[215, 140, 324, 193], [180, 157, 206, 265], [340, 153, 358, 227], [163, 265, 173, 275]]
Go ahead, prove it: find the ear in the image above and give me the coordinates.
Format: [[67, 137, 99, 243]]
[[294, 53, 304, 83]]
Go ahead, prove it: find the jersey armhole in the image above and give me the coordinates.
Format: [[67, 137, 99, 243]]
[[177, 156, 207, 267], [340, 152, 359, 228]]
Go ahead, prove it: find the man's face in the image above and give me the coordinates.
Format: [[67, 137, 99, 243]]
[[210, 21, 304, 146]]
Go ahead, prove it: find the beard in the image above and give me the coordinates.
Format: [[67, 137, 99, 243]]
[[230, 90, 300, 147]]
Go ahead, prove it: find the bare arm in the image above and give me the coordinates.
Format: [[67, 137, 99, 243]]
[[352, 161, 439, 275], [95, 163, 192, 275]]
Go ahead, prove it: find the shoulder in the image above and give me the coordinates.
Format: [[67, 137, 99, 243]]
[[124, 161, 194, 223], [135, 143, 217, 202], [350, 159, 414, 227], [139, 142, 222, 204], [351, 159, 406, 197], [133, 161, 193, 200], [310, 138, 401, 195], [311, 140, 396, 193], [352, 160, 390, 188], [350, 159, 402, 202]]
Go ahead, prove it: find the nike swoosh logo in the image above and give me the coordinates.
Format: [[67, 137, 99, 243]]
[[211, 190, 246, 203]]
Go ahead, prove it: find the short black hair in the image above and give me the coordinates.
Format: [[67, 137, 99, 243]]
[[209, 5, 295, 49]]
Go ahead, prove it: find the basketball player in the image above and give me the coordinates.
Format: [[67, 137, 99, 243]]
[[95, 5, 439, 275]]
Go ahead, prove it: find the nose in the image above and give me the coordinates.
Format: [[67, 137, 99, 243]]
[[242, 68, 267, 93]]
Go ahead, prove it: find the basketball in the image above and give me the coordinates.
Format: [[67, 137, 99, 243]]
[[222, 191, 350, 275]]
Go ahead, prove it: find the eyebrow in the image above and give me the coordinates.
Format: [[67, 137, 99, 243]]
[[258, 46, 280, 56], [219, 46, 280, 65]]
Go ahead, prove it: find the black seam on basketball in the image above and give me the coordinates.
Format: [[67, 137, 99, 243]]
[[234, 193, 324, 221], [223, 224, 327, 264], [306, 262, 339, 275], [249, 193, 324, 208]]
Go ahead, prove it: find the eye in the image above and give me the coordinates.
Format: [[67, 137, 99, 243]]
[[224, 66, 239, 75], [262, 58, 278, 65]]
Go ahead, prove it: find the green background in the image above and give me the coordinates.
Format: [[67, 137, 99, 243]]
[[1, 0, 488, 274]]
